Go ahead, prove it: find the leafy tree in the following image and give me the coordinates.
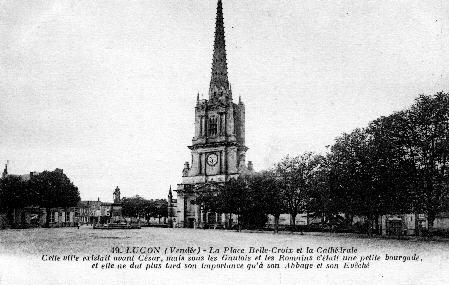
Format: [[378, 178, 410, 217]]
[[122, 195, 147, 218], [248, 170, 284, 233], [328, 128, 395, 235], [403, 93, 449, 232], [325, 92, 449, 235], [152, 199, 168, 223], [241, 174, 269, 230], [0, 175, 33, 226], [276, 153, 319, 231], [328, 129, 367, 219], [123, 196, 168, 223], [220, 177, 248, 231], [307, 154, 336, 224], [0, 176, 29, 211], [142, 199, 156, 221], [367, 113, 416, 215], [194, 184, 221, 215], [30, 170, 80, 227]]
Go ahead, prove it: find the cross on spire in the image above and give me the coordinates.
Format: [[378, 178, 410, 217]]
[[209, 0, 230, 99]]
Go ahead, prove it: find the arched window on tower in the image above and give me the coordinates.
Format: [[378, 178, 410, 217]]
[[208, 116, 218, 136]]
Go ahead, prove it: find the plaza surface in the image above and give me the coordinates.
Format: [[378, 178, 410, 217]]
[[0, 227, 448, 285]]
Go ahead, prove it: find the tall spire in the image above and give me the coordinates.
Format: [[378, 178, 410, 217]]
[[209, 0, 230, 99]]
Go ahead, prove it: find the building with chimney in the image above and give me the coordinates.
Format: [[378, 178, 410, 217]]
[[174, 0, 252, 228]]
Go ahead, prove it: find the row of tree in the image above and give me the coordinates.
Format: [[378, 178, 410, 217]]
[[196, 92, 449, 234], [0, 169, 168, 227], [121, 195, 168, 223], [0, 170, 81, 227], [325, 92, 449, 233]]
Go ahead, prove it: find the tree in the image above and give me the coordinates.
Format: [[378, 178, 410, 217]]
[[325, 93, 449, 236], [122, 195, 147, 218], [276, 153, 320, 231], [194, 184, 221, 216], [242, 174, 269, 230], [122, 197, 168, 224], [153, 199, 168, 223], [0, 176, 29, 211], [219, 177, 248, 231], [142, 199, 156, 222], [403, 93, 449, 232], [0, 175, 32, 226], [328, 128, 384, 235], [249, 170, 284, 233], [307, 154, 336, 225], [367, 113, 416, 216], [30, 170, 80, 227]]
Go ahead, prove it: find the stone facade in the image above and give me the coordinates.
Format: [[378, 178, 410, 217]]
[[78, 200, 102, 225], [174, 0, 252, 228], [44, 207, 79, 228], [380, 214, 428, 236]]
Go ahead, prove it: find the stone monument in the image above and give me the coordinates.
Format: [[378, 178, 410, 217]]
[[110, 186, 123, 223]]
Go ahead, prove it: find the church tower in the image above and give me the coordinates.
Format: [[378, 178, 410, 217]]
[[175, 0, 251, 228]]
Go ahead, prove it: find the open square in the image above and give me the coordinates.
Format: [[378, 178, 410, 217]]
[[0, 227, 448, 285]]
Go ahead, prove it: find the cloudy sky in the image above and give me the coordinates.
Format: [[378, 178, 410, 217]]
[[1, 0, 449, 201]]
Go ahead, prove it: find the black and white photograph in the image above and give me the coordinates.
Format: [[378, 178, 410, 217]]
[[1, 1, 449, 284]]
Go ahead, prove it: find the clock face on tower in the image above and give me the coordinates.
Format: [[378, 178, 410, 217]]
[[207, 153, 218, 166]]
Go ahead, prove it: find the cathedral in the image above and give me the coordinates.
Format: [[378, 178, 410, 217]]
[[169, 0, 253, 228]]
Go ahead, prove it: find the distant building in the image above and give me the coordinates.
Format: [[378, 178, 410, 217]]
[[78, 187, 125, 226], [380, 214, 428, 236], [44, 207, 78, 228], [100, 202, 113, 224], [78, 199, 102, 225]]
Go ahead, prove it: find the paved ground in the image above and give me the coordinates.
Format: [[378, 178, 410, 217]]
[[0, 226, 448, 285]]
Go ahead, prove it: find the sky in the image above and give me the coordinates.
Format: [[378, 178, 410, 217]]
[[1, 0, 449, 201]]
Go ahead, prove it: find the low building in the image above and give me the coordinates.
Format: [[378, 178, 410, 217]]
[[78, 200, 102, 225], [78, 188, 123, 226], [434, 213, 449, 235], [266, 214, 322, 230], [44, 207, 78, 228], [380, 214, 427, 236]]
